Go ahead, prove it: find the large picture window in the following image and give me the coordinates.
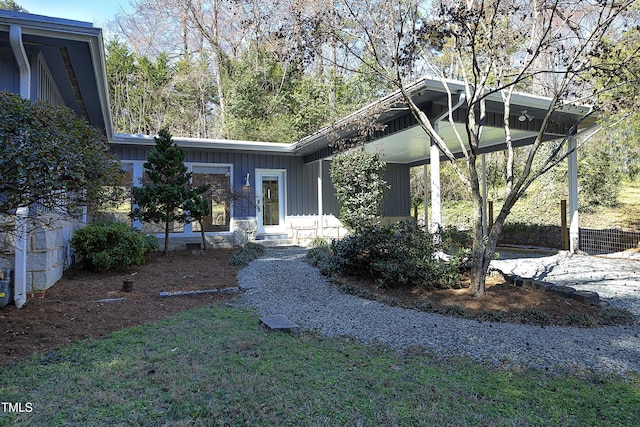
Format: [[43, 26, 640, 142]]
[[140, 170, 185, 234], [104, 162, 232, 235]]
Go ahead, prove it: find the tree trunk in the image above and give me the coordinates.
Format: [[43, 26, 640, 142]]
[[469, 197, 510, 297], [199, 221, 207, 251], [164, 218, 170, 255], [466, 151, 488, 297]]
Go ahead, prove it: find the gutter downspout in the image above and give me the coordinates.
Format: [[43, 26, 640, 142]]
[[429, 91, 466, 234], [9, 25, 30, 100], [9, 25, 31, 309]]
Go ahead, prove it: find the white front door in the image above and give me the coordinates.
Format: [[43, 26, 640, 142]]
[[256, 170, 286, 234]]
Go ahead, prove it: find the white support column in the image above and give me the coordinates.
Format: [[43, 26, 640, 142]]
[[422, 163, 429, 228], [568, 135, 579, 253], [430, 138, 442, 234]]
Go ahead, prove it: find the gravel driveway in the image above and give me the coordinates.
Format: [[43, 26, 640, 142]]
[[238, 247, 640, 377]]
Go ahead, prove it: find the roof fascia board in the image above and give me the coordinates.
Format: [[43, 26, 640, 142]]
[[0, 11, 98, 37], [112, 133, 295, 154], [87, 30, 113, 141]]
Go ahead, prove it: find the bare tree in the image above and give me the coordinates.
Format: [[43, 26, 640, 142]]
[[326, 0, 638, 296]]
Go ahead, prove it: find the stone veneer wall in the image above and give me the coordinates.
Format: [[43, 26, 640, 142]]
[[26, 215, 81, 292], [286, 215, 348, 243], [155, 218, 259, 251], [0, 214, 82, 294]]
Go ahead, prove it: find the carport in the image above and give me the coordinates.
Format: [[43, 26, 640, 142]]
[[294, 76, 599, 252]]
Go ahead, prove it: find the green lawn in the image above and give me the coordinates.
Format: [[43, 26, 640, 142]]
[[1, 303, 638, 426], [440, 179, 640, 232]]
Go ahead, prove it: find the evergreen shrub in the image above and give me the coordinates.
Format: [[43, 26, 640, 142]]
[[329, 220, 465, 289], [228, 242, 265, 266], [71, 222, 158, 272]]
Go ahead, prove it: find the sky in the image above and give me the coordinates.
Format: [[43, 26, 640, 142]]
[[17, 0, 131, 26]]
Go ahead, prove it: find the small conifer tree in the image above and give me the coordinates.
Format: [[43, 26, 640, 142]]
[[131, 128, 208, 254]]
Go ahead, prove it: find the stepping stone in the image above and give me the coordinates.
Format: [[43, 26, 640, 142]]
[[570, 290, 600, 305], [159, 289, 220, 297], [94, 297, 125, 303], [260, 314, 299, 334]]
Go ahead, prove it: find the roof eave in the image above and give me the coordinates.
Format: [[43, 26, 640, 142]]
[[0, 10, 114, 139], [112, 133, 295, 154]]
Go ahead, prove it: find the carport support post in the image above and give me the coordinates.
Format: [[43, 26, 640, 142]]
[[430, 137, 442, 234], [568, 135, 579, 253]]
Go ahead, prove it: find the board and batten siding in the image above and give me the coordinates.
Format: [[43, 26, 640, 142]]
[[112, 146, 411, 221], [112, 145, 411, 222], [382, 163, 411, 217], [319, 160, 411, 218], [0, 48, 18, 94], [111, 145, 322, 218]]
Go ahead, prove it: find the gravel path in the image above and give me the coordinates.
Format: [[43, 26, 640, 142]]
[[238, 247, 640, 377]]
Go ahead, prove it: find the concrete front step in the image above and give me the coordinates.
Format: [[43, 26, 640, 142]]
[[254, 234, 300, 247], [254, 239, 300, 247]]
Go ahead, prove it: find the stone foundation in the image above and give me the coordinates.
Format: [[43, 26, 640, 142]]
[[286, 215, 348, 243], [231, 218, 258, 245], [156, 233, 237, 251], [155, 218, 259, 250]]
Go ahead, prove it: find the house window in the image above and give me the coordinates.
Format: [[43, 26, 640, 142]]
[[91, 162, 133, 224], [140, 171, 185, 234], [113, 161, 232, 234], [191, 165, 231, 232]]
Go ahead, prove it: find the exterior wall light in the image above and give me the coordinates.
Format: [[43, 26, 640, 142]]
[[519, 111, 533, 122]]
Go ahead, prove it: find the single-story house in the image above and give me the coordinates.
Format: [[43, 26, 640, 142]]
[[0, 10, 594, 306]]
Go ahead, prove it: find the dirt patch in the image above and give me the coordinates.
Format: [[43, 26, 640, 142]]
[[333, 273, 604, 324], [0, 249, 241, 366]]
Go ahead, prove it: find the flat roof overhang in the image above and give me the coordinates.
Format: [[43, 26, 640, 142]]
[[293, 77, 598, 165]]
